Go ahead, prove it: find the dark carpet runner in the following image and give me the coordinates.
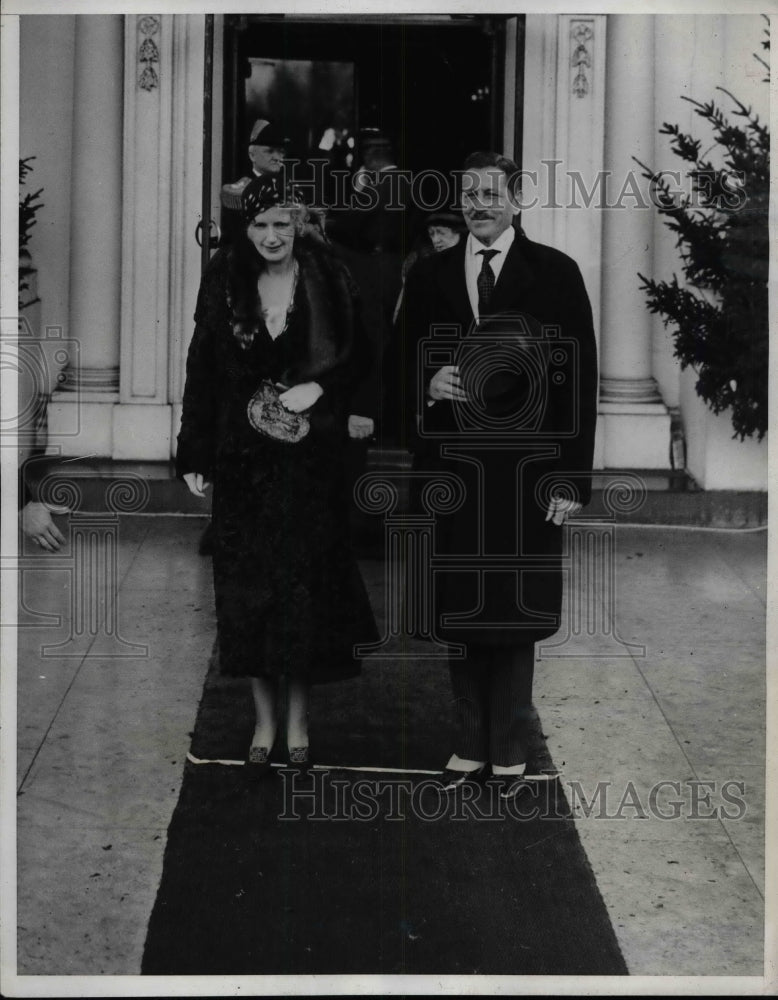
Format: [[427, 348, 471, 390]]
[[142, 630, 627, 975]]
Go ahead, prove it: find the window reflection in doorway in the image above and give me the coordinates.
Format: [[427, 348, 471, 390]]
[[245, 57, 356, 171]]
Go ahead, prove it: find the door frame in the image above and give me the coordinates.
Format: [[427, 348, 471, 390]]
[[215, 13, 525, 191]]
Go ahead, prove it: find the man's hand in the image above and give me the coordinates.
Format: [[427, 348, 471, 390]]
[[183, 473, 211, 498], [20, 502, 66, 551], [279, 382, 323, 413], [545, 495, 582, 525], [348, 414, 374, 440], [429, 365, 469, 402]]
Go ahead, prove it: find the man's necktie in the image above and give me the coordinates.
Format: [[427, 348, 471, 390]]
[[477, 249, 500, 318]]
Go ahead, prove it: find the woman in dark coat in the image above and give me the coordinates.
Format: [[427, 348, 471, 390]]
[[177, 179, 377, 772]]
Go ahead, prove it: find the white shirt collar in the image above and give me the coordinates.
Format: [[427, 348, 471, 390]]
[[467, 224, 516, 258]]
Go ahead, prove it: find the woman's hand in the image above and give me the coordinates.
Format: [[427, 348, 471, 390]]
[[279, 381, 323, 413], [348, 414, 374, 440], [429, 365, 469, 402], [183, 473, 211, 498], [545, 495, 582, 525]]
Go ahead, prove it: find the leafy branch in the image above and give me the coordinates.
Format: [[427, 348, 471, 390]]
[[632, 31, 768, 441], [19, 156, 44, 311]]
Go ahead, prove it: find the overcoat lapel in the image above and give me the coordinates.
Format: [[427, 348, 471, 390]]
[[488, 236, 536, 315], [436, 234, 538, 328], [437, 241, 474, 328]]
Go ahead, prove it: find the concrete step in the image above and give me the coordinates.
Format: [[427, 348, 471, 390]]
[[30, 452, 766, 528]]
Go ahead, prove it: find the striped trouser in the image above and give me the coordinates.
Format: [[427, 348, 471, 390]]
[[448, 643, 535, 767]]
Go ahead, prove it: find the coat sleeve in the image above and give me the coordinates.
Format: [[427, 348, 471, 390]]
[[341, 308, 377, 419], [550, 258, 599, 507], [175, 258, 224, 480], [313, 267, 374, 411], [315, 247, 380, 421], [341, 274, 381, 422], [388, 256, 439, 449]]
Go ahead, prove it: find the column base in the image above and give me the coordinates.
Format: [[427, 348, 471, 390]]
[[47, 396, 117, 456], [47, 395, 172, 460], [595, 401, 672, 469], [59, 364, 120, 394], [113, 403, 172, 460]]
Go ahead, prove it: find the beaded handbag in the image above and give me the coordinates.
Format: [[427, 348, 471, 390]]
[[247, 380, 310, 444]]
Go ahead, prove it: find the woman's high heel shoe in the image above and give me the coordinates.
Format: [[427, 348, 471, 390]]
[[245, 745, 273, 779], [288, 746, 309, 767]]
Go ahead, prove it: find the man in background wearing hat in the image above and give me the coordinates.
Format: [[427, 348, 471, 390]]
[[351, 129, 408, 256], [398, 150, 598, 798], [219, 119, 290, 237], [328, 130, 409, 455]]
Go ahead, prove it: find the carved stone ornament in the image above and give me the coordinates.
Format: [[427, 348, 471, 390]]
[[571, 21, 594, 98], [138, 15, 160, 91], [138, 15, 160, 36]]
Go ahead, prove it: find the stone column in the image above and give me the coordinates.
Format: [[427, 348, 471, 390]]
[[522, 13, 607, 472], [598, 14, 670, 468], [522, 14, 606, 339], [116, 13, 220, 461], [49, 15, 124, 455], [114, 14, 174, 459]]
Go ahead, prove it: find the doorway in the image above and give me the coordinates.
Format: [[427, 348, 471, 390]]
[[217, 14, 521, 447], [221, 15, 514, 206]]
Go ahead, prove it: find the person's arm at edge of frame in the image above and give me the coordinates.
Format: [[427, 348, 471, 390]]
[[178, 253, 223, 498], [19, 457, 66, 552]]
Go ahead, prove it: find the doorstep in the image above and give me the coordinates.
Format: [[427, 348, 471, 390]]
[[27, 452, 766, 528]]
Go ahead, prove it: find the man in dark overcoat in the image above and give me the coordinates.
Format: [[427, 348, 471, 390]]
[[399, 150, 598, 797]]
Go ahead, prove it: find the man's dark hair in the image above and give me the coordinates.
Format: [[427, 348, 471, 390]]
[[462, 151, 521, 197]]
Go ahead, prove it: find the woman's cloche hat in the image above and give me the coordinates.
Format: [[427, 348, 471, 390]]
[[240, 176, 307, 225]]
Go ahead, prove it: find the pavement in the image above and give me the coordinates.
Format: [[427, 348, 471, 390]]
[[8, 513, 770, 988]]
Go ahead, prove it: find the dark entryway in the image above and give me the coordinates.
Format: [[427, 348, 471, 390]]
[[215, 14, 522, 450], [221, 15, 512, 202]]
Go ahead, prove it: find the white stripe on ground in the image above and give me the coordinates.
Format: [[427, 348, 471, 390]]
[[185, 751, 558, 779], [109, 512, 767, 532]]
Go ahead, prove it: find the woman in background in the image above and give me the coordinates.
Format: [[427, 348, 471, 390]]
[[382, 211, 467, 443], [392, 210, 466, 323]]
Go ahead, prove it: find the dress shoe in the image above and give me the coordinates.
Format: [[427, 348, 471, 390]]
[[491, 763, 529, 800], [437, 763, 486, 793]]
